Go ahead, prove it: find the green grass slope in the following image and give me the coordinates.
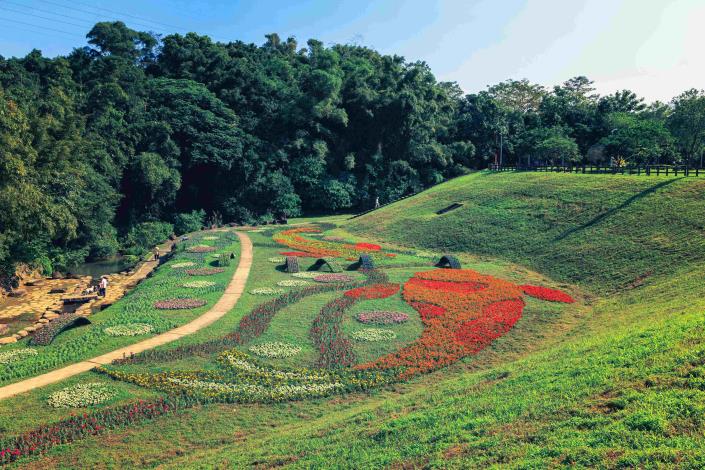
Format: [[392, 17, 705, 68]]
[[346, 172, 705, 293], [8, 174, 705, 469]]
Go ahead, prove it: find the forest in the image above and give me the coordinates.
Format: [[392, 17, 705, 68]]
[[1, 21, 705, 280]]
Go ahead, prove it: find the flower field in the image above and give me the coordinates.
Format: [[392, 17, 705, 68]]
[[0, 225, 579, 466]]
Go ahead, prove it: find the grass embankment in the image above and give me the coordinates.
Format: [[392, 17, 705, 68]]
[[346, 172, 705, 293]]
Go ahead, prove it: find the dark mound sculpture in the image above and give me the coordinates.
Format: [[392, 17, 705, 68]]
[[285, 256, 300, 273], [30, 314, 92, 346], [436, 254, 461, 269], [436, 202, 464, 215], [350, 254, 375, 270], [310, 257, 343, 273]]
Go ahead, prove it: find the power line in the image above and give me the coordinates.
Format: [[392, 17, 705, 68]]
[[0, 15, 82, 37], [65, 0, 186, 31], [33, 0, 185, 33], [0, 16, 83, 39], [0, 4, 95, 29], [3, 0, 106, 29]]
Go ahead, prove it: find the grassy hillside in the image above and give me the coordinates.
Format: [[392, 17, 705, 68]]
[[6, 174, 705, 468], [346, 172, 705, 292]]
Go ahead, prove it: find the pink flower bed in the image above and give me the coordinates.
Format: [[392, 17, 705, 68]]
[[356, 311, 409, 325]]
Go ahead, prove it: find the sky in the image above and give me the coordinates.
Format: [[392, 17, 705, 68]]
[[0, 0, 703, 102]]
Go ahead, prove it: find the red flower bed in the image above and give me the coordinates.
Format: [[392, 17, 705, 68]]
[[357, 269, 525, 378], [408, 278, 486, 294], [454, 299, 524, 352], [410, 302, 446, 320], [520, 285, 575, 303], [357, 270, 576, 379], [344, 283, 399, 300], [354, 242, 381, 251]]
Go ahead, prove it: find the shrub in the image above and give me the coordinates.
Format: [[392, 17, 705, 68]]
[[217, 256, 231, 267], [173, 210, 206, 235], [124, 222, 174, 251]]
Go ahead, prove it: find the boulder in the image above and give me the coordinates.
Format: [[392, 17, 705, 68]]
[[0, 324, 8, 335], [0, 337, 17, 345], [8, 290, 26, 298], [17, 330, 29, 338]]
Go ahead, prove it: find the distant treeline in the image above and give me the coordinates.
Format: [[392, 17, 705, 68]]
[[1, 21, 704, 277]]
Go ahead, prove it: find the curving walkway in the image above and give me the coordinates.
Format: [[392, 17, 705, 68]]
[[0, 231, 253, 401]]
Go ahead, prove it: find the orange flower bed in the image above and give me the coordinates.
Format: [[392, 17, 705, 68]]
[[344, 283, 400, 300], [357, 269, 575, 379], [273, 227, 393, 259]]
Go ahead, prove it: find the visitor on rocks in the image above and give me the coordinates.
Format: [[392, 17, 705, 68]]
[[99, 276, 109, 297]]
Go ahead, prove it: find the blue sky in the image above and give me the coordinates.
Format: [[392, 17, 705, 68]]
[[0, 0, 703, 102]]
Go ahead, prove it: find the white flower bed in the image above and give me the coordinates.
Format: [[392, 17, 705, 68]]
[[171, 261, 196, 269], [47, 383, 116, 408], [351, 328, 397, 342], [250, 287, 285, 295], [166, 377, 343, 400], [182, 280, 216, 288], [249, 341, 302, 358], [203, 236, 219, 240], [277, 279, 311, 287], [104, 323, 154, 337], [0, 348, 38, 365], [268, 257, 285, 263], [291, 272, 321, 279]]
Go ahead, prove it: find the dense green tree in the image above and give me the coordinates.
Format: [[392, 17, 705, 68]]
[[668, 89, 705, 167]]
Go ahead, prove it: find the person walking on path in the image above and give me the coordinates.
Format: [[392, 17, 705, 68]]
[[374, 196, 380, 209], [153, 247, 160, 262], [98, 276, 109, 297]]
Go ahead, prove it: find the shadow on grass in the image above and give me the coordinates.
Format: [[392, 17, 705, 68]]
[[554, 178, 681, 242]]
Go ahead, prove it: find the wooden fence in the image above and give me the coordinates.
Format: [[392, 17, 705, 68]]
[[489, 164, 705, 177]]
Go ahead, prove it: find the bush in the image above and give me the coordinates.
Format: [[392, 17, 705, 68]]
[[173, 210, 206, 235], [217, 256, 231, 267], [123, 221, 174, 251]]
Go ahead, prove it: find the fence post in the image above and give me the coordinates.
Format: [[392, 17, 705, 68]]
[[666, 167, 669, 176]]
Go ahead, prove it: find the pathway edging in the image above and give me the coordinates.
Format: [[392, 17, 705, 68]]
[[0, 231, 253, 401]]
